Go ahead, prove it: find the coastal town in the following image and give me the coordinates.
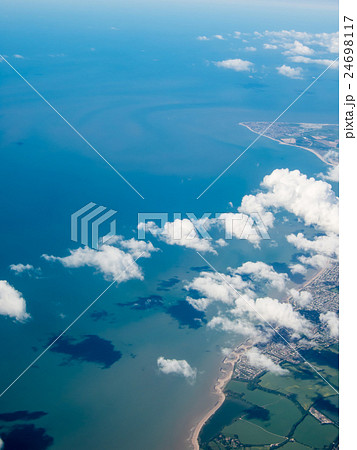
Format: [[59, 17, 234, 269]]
[[240, 122, 339, 166], [197, 264, 339, 449], [233, 264, 339, 381]]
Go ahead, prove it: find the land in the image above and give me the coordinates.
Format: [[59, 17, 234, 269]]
[[194, 263, 339, 450], [240, 122, 339, 166]]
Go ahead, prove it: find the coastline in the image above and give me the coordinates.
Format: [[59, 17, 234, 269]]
[[190, 265, 329, 450], [239, 123, 337, 167], [190, 339, 253, 450]]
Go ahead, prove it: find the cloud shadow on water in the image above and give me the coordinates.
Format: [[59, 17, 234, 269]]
[[166, 300, 206, 329], [117, 295, 164, 310], [157, 277, 180, 291], [0, 411, 47, 422], [1, 424, 53, 450], [48, 335, 122, 369]]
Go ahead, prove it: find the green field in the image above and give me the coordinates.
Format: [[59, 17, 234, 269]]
[[223, 418, 285, 445], [259, 362, 338, 410], [199, 347, 338, 449], [293, 415, 339, 448]]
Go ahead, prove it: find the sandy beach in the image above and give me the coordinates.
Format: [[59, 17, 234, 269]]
[[240, 123, 337, 167], [190, 265, 329, 450], [190, 340, 253, 450]]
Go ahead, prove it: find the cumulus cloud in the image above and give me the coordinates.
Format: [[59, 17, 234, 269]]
[[246, 347, 289, 375], [157, 357, 197, 382], [115, 237, 158, 258], [283, 40, 314, 56], [319, 165, 339, 182], [208, 316, 266, 341], [197, 35, 209, 41], [233, 261, 288, 292], [289, 289, 313, 307], [207, 295, 313, 341], [262, 30, 338, 54], [215, 213, 269, 247], [215, 58, 254, 72], [140, 218, 216, 253], [298, 253, 332, 269], [186, 271, 253, 311], [9, 263, 35, 274], [276, 65, 303, 79], [289, 263, 307, 275], [313, 32, 338, 53], [239, 169, 339, 236], [289, 56, 338, 69], [320, 311, 338, 338], [239, 296, 314, 337], [213, 34, 225, 40], [43, 244, 147, 282], [264, 43, 278, 49], [0, 280, 30, 321], [286, 233, 338, 258], [187, 264, 312, 338], [245, 46, 257, 52]]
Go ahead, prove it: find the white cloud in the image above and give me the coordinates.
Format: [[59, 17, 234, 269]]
[[216, 238, 228, 247], [314, 32, 338, 53], [319, 165, 339, 182], [208, 294, 313, 341], [157, 356, 197, 382], [289, 263, 307, 275], [298, 254, 332, 269], [289, 289, 313, 307], [245, 46, 257, 52], [43, 244, 147, 282], [215, 213, 267, 247], [208, 316, 266, 341], [221, 347, 233, 356], [264, 43, 278, 50], [213, 34, 225, 40], [197, 35, 209, 41], [0, 281, 30, 321], [286, 233, 338, 258], [289, 56, 338, 69], [234, 31, 242, 38], [215, 58, 254, 72], [13, 54, 24, 59], [276, 65, 303, 79], [262, 30, 338, 54], [9, 263, 35, 274], [140, 218, 216, 253], [233, 261, 288, 292], [115, 237, 158, 259], [283, 40, 314, 56], [320, 311, 338, 338], [246, 347, 289, 375], [186, 271, 252, 310], [239, 169, 339, 236], [239, 296, 314, 337]]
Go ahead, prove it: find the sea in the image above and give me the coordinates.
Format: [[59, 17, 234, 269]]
[[0, 1, 338, 449]]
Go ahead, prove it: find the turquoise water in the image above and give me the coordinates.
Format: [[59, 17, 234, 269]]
[[0, 1, 338, 449]]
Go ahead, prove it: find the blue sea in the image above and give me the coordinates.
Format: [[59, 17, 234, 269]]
[[0, 1, 338, 449]]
